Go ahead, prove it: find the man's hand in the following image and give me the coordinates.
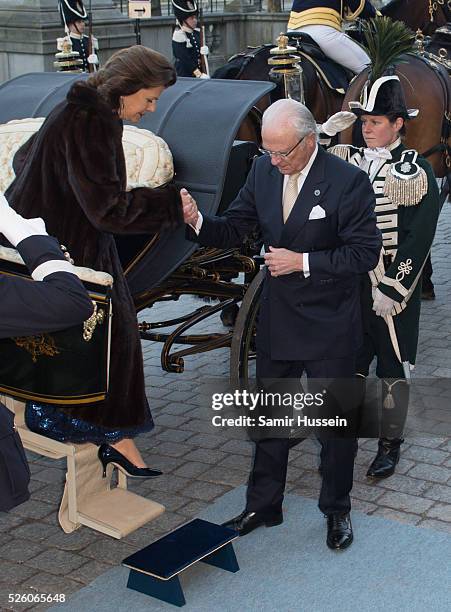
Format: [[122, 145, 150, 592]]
[[181, 188, 199, 226], [373, 288, 397, 317], [264, 246, 303, 277]]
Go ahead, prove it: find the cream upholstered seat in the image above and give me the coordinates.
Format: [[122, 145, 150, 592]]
[[0, 118, 174, 193]]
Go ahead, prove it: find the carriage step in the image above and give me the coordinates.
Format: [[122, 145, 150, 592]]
[[122, 518, 239, 607], [2, 396, 165, 539]]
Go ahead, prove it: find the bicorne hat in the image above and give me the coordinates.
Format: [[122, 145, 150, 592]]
[[58, 0, 87, 28], [171, 0, 198, 24], [348, 74, 418, 120]]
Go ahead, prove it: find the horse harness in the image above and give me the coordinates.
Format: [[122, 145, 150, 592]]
[[416, 54, 451, 169]]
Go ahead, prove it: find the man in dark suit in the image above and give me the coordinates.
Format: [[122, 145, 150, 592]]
[[182, 99, 381, 550]]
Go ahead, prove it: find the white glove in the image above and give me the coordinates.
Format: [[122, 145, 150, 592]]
[[200, 45, 209, 56], [320, 111, 357, 137], [87, 53, 99, 65], [199, 73, 210, 79], [372, 288, 397, 317], [0, 192, 48, 247]]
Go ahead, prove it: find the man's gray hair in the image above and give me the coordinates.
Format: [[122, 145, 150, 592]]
[[262, 99, 318, 139]]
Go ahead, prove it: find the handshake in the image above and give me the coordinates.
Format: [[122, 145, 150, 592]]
[[181, 188, 199, 226]]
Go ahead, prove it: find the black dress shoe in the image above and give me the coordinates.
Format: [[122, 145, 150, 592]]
[[367, 438, 403, 480], [326, 513, 353, 550], [222, 510, 283, 537], [98, 444, 162, 479]]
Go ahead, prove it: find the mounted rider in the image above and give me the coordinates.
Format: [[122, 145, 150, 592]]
[[171, 0, 209, 78], [287, 0, 379, 73]]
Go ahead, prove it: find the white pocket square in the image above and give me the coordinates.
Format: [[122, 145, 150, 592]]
[[308, 205, 326, 220]]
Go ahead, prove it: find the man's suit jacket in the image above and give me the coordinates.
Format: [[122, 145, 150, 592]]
[[189, 146, 382, 361]]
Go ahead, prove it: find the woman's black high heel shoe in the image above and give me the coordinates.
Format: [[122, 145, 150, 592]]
[[98, 444, 162, 479]]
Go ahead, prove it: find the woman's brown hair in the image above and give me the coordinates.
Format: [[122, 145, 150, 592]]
[[87, 45, 176, 111]]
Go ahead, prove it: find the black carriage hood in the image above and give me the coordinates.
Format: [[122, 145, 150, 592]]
[[0, 73, 274, 294]]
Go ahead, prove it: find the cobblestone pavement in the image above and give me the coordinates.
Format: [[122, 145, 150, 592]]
[[1, 205, 450, 611]]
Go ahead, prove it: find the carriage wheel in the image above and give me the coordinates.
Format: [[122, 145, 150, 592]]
[[229, 268, 265, 386]]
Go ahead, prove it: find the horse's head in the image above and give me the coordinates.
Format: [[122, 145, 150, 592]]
[[381, 0, 449, 37]]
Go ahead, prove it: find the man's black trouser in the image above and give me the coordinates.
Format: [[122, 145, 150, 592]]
[[245, 348, 358, 517]]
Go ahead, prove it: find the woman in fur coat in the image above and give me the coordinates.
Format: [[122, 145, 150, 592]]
[[5, 46, 183, 474]]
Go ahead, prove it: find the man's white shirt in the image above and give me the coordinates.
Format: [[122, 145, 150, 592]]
[[191, 144, 319, 278]]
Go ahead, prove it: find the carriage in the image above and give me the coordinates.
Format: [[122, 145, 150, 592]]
[[0, 72, 274, 391]]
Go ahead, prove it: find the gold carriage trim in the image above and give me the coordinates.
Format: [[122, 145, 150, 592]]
[[13, 334, 60, 363], [287, 8, 342, 32]]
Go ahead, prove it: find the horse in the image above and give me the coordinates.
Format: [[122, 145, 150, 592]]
[[214, 42, 345, 143], [215, 28, 451, 194], [381, 0, 450, 37]]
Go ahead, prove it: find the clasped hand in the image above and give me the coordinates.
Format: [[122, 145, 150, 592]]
[[264, 246, 303, 277], [181, 188, 199, 226]]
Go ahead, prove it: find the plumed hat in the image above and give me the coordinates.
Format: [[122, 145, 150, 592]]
[[349, 16, 418, 119], [171, 0, 198, 24], [58, 0, 87, 28], [348, 74, 418, 119]]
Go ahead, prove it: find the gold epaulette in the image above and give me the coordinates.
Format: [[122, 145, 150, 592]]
[[328, 144, 351, 161], [384, 150, 428, 206]]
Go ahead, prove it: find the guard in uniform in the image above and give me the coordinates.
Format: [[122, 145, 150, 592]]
[[171, 0, 209, 78], [58, 0, 99, 72], [324, 74, 440, 478], [287, 0, 377, 73]]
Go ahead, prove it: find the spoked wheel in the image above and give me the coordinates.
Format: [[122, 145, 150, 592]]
[[229, 268, 265, 387], [230, 268, 306, 449]]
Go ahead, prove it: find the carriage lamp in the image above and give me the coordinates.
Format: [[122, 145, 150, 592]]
[[268, 33, 304, 103]]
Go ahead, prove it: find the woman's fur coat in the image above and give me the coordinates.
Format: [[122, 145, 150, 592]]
[[6, 81, 183, 430]]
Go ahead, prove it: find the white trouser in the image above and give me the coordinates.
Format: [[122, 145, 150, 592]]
[[290, 24, 370, 74]]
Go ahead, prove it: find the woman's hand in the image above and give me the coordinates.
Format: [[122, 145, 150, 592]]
[[181, 188, 199, 226]]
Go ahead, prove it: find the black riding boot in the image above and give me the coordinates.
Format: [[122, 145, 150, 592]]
[[367, 379, 408, 479], [367, 437, 404, 479]]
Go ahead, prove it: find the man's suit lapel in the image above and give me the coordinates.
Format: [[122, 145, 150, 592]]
[[280, 146, 328, 247]]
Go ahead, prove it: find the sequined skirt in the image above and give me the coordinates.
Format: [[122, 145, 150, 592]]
[[25, 401, 154, 445]]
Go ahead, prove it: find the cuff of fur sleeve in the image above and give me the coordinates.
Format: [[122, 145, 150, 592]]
[[165, 189, 185, 229]]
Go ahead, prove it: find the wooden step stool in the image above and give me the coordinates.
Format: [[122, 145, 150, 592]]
[[122, 518, 239, 607], [2, 396, 165, 538]]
